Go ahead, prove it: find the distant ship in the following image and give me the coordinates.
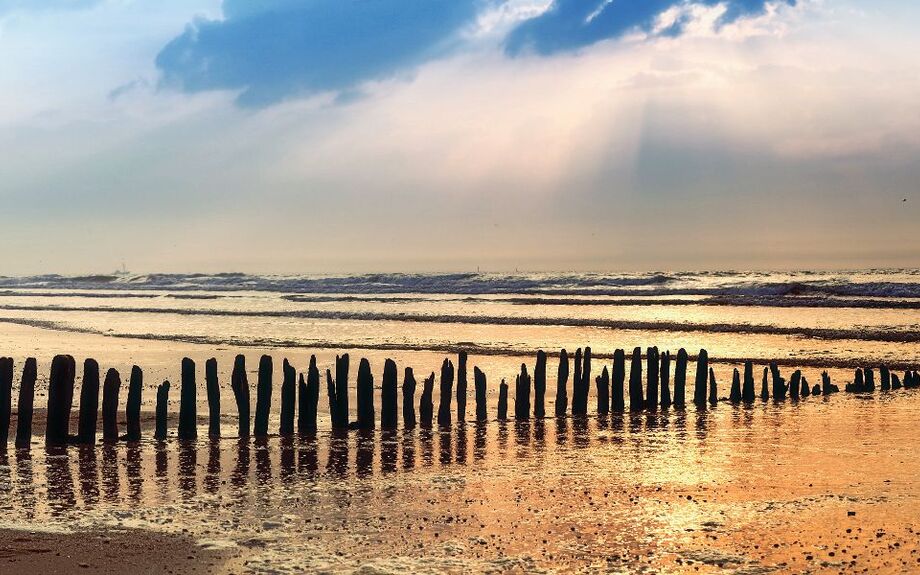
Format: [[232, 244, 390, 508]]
[[113, 262, 130, 277]]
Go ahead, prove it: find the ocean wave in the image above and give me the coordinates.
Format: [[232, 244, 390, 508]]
[[0, 303, 916, 343]]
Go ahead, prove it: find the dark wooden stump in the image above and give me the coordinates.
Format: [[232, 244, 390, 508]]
[[382, 358, 398, 429], [660, 351, 672, 409], [254, 355, 272, 437], [708, 367, 718, 406], [821, 371, 839, 395], [789, 370, 801, 400], [46, 355, 76, 447], [77, 358, 100, 445], [456, 352, 468, 423], [801, 376, 811, 397], [742, 361, 755, 403], [15, 358, 37, 449], [125, 365, 143, 442], [646, 347, 659, 410], [437, 359, 454, 427], [730, 368, 742, 404], [515, 364, 531, 420], [555, 349, 569, 416], [474, 367, 487, 422], [420, 372, 435, 427], [334, 354, 350, 428], [580, 347, 591, 415], [402, 367, 417, 429], [596, 366, 610, 415], [155, 380, 170, 440], [891, 373, 902, 390], [280, 359, 296, 436], [0, 357, 12, 446], [497, 379, 508, 421], [693, 349, 708, 407], [572, 348, 583, 415], [770, 363, 786, 401], [629, 347, 644, 411], [534, 350, 547, 418], [102, 368, 122, 442], [864, 368, 876, 393], [674, 349, 688, 408], [206, 358, 220, 438], [178, 357, 197, 440], [880, 366, 891, 391], [612, 349, 626, 412], [357, 358, 375, 430], [231, 354, 251, 437]]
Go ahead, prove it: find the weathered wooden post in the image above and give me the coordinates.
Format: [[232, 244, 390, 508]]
[[420, 372, 435, 427], [596, 366, 610, 414], [729, 368, 741, 404], [178, 357, 197, 440], [231, 354, 250, 437], [693, 349, 708, 407], [402, 367, 417, 429], [474, 367, 487, 422], [102, 368, 121, 442], [356, 358, 375, 430], [437, 359, 454, 427], [456, 352, 468, 423], [789, 370, 801, 400], [497, 379, 508, 420], [801, 376, 811, 397], [846, 368, 864, 393], [674, 349, 688, 408], [891, 373, 902, 390], [708, 367, 718, 406], [280, 359, 296, 436], [305, 356, 321, 433], [770, 363, 786, 400], [334, 354, 350, 427], [381, 358, 398, 429], [555, 349, 569, 416], [864, 368, 876, 392], [15, 358, 37, 449], [77, 358, 100, 445], [612, 349, 626, 412], [125, 365, 143, 441], [761, 367, 770, 401], [46, 354, 76, 447], [629, 347, 644, 411], [206, 358, 220, 438], [572, 348, 583, 414], [646, 347, 659, 410], [0, 357, 12, 445], [155, 381, 170, 440], [254, 355, 272, 437], [534, 350, 547, 418], [660, 351, 672, 409], [880, 366, 891, 391], [821, 371, 837, 394], [515, 364, 531, 420], [580, 347, 592, 414], [742, 361, 755, 403]]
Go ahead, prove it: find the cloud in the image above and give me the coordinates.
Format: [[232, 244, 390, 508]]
[[155, 0, 481, 107], [0, 0, 101, 15], [505, 0, 797, 55]]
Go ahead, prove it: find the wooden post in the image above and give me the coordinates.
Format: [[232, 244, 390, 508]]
[[178, 357, 197, 440], [0, 357, 11, 446], [891, 373, 902, 390], [761, 367, 769, 401], [402, 367, 417, 429], [125, 365, 143, 441], [497, 379, 508, 420], [572, 348, 583, 414], [674, 349, 688, 408], [534, 350, 547, 418], [231, 354, 250, 437], [456, 352, 467, 423], [730, 368, 742, 404], [801, 376, 811, 397], [770, 363, 786, 400], [660, 351, 672, 409], [555, 349, 569, 416], [206, 358, 220, 438], [821, 371, 838, 394], [46, 355, 76, 447], [580, 347, 592, 414], [254, 355, 272, 437], [474, 367, 487, 422], [596, 366, 610, 415], [629, 347, 644, 411], [864, 368, 876, 392], [612, 349, 626, 412], [419, 372, 435, 427], [693, 349, 708, 407], [334, 354, 350, 428], [515, 364, 531, 420], [437, 359, 454, 427], [646, 347, 659, 410], [77, 359, 100, 444], [102, 368, 121, 442], [155, 381, 170, 440], [742, 361, 755, 403], [789, 370, 801, 400], [15, 358, 37, 449], [280, 359, 296, 436], [357, 358, 375, 430], [381, 358, 398, 429], [708, 367, 718, 406], [880, 366, 891, 391]]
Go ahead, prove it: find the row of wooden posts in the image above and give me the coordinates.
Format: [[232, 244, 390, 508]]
[[1, 348, 918, 448]]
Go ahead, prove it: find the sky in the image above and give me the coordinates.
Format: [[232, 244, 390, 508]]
[[1, 0, 919, 274]]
